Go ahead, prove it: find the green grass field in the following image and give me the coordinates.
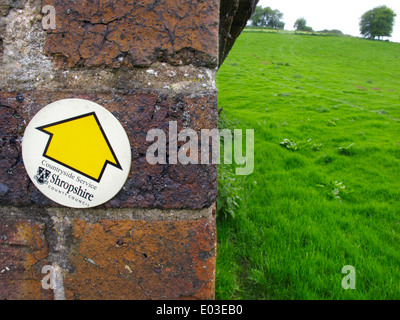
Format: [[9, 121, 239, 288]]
[[216, 30, 400, 300]]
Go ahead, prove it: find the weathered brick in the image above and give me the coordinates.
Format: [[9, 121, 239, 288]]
[[64, 216, 216, 300], [0, 89, 218, 209], [42, 0, 219, 68], [0, 218, 53, 300]]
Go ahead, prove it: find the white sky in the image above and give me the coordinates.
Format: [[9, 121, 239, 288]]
[[258, 0, 400, 42]]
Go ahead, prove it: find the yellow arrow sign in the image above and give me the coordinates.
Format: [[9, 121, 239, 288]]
[[37, 112, 122, 182]]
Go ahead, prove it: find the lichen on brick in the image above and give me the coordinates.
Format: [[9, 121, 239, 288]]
[[0, 0, 54, 90]]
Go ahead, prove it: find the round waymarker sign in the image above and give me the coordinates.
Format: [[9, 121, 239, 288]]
[[22, 99, 131, 208]]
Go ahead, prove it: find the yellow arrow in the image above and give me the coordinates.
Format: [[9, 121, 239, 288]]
[[37, 112, 122, 182]]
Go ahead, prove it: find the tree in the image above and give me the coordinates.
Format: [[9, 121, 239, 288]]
[[250, 6, 285, 29], [294, 18, 306, 31], [360, 6, 396, 40], [251, 6, 266, 27], [294, 18, 313, 32]]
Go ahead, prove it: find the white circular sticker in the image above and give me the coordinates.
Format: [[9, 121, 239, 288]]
[[22, 99, 131, 208]]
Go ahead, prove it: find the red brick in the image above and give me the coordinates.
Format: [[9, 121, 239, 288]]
[[0, 218, 53, 300], [43, 0, 219, 68], [64, 217, 216, 300]]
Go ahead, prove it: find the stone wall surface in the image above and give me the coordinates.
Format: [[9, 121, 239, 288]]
[[0, 0, 256, 299]]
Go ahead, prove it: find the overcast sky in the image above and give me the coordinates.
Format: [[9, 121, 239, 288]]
[[258, 0, 400, 42]]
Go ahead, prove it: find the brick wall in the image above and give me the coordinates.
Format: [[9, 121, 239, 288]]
[[0, 0, 256, 300]]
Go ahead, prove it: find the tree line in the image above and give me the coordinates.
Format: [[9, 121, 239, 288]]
[[250, 5, 396, 40]]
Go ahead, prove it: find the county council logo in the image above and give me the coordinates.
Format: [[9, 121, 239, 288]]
[[34, 167, 51, 185]]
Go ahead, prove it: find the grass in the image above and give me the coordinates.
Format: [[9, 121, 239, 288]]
[[216, 30, 400, 300]]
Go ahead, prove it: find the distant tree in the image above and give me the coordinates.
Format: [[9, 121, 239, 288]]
[[360, 6, 396, 40], [250, 6, 265, 26], [250, 6, 285, 29], [294, 18, 307, 31], [294, 18, 313, 32]]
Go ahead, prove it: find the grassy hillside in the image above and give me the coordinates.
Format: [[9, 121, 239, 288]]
[[216, 30, 400, 299]]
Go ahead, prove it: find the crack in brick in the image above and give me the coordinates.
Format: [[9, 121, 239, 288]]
[[43, 0, 218, 69]]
